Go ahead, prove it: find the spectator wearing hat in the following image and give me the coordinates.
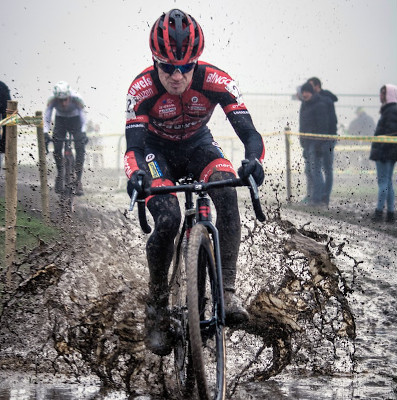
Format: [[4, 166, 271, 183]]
[[299, 82, 330, 205]]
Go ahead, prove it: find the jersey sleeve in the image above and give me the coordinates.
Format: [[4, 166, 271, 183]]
[[202, 66, 265, 162], [124, 69, 157, 178], [70, 93, 86, 132], [43, 98, 55, 133]]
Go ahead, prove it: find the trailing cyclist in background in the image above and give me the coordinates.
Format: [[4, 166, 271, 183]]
[[44, 81, 88, 196], [124, 9, 265, 356]]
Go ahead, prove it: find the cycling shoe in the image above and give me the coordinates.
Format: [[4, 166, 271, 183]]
[[144, 304, 173, 356], [224, 290, 249, 326]]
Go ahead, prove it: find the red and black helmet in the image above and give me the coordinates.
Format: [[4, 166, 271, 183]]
[[149, 9, 204, 65]]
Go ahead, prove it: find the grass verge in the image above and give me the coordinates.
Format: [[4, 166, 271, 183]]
[[0, 198, 61, 266]]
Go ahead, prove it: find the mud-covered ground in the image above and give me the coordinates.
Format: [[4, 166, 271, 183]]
[[0, 166, 396, 399]]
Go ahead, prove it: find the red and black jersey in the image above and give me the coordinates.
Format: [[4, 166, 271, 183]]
[[124, 61, 265, 178]]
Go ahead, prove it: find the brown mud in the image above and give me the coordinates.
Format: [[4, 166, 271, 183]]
[[0, 168, 395, 399]]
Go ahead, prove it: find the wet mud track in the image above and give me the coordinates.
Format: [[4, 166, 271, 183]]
[[0, 176, 396, 399]]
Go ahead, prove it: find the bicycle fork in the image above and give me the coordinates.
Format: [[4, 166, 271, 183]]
[[196, 195, 226, 327]]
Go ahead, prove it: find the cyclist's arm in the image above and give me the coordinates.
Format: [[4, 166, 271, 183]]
[[227, 111, 265, 162], [124, 100, 149, 179], [124, 68, 159, 179], [203, 66, 265, 162], [72, 94, 87, 133], [43, 99, 55, 134]]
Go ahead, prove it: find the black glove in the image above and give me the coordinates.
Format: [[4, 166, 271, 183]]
[[128, 169, 152, 197], [238, 158, 264, 186]]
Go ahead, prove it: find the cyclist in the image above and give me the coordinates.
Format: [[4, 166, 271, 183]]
[[44, 81, 88, 196], [124, 9, 265, 356]]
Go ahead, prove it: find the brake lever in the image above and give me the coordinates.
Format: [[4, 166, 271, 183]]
[[129, 176, 143, 211], [248, 175, 260, 200]]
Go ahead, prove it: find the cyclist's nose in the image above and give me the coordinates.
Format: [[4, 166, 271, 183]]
[[171, 70, 183, 79]]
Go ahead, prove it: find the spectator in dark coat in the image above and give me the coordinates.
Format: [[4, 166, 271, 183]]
[[369, 84, 397, 223], [308, 77, 338, 205], [299, 82, 330, 205], [0, 81, 11, 153]]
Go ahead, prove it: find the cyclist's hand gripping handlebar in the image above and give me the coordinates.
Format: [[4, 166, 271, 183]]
[[128, 159, 266, 233], [241, 160, 266, 222], [129, 175, 152, 234]]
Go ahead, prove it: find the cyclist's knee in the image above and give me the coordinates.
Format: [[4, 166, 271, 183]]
[[208, 170, 235, 182], [209, 172, 238, 207], [149, 195, 181, 239]]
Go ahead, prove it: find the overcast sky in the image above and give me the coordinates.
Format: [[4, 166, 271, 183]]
[[1, 0, 396, 132]]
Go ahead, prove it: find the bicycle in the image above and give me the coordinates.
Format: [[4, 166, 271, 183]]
[[129, 160, 266, 400], [47, 132, 77, 215]]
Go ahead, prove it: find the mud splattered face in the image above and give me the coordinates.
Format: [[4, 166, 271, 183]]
[[157, 63, 195, 95]]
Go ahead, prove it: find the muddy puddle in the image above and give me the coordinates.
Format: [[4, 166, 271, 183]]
[[1, 175, 396, 399]]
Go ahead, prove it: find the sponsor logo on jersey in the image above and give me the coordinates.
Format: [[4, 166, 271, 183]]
[[189, 105, 207, 112], [191, 96, 199, 103], [129, 75, 153, 96], [212, 141, 225, 157], [154, 119, 201, 131], [146, 153, 155, 162], [126, 123, 145, 129], [159, 106, 177, 115], [148, 160, 163, 179], [206, 71, 232, 86]]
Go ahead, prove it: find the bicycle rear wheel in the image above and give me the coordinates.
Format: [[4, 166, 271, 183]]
[[169, 232, 195, 398], [186, 224, 226, 400]]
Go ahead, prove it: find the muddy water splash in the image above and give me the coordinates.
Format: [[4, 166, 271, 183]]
[[0, 196, 358, 399]]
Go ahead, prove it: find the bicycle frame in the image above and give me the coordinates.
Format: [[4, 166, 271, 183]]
[[129, 166, 265, 399], [176, 184, 226, 326], [58, 132, 76, 213]]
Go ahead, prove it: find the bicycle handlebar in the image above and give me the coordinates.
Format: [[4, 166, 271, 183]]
[[129, 162, 266, 233]]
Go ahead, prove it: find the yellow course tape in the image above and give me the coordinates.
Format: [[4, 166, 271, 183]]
[[284, 131, 397, 143], [1, 114, 396, 144], [0, 113, 43, 127]]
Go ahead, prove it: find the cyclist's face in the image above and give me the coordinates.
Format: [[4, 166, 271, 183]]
[[58, 97, 70, 109], [157, 64, 194, 95]]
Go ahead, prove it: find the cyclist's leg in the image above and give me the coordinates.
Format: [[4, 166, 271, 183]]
[[53, 117, 67, 193], [146, 193, 181, 305], [131, 150, 181, 355], [70, 116, 86, 194]]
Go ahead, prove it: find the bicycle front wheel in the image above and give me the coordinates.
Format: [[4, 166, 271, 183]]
[[169, 232, 195, 398], [186, 224, 226, 400], [63, 152, 75, 213]]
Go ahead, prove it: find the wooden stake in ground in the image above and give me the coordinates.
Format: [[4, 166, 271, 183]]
[[4, 100, 18, 285], [36, 111, 50, 223]]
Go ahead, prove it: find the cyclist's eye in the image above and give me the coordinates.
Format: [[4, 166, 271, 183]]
[[158, 62, 196, 75], [158, 63, 175, 74]]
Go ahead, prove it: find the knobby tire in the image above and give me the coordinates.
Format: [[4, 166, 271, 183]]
[[62, 151, 75, 214], [186, 224, 226, 400], [169, 232, 195, 398]]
